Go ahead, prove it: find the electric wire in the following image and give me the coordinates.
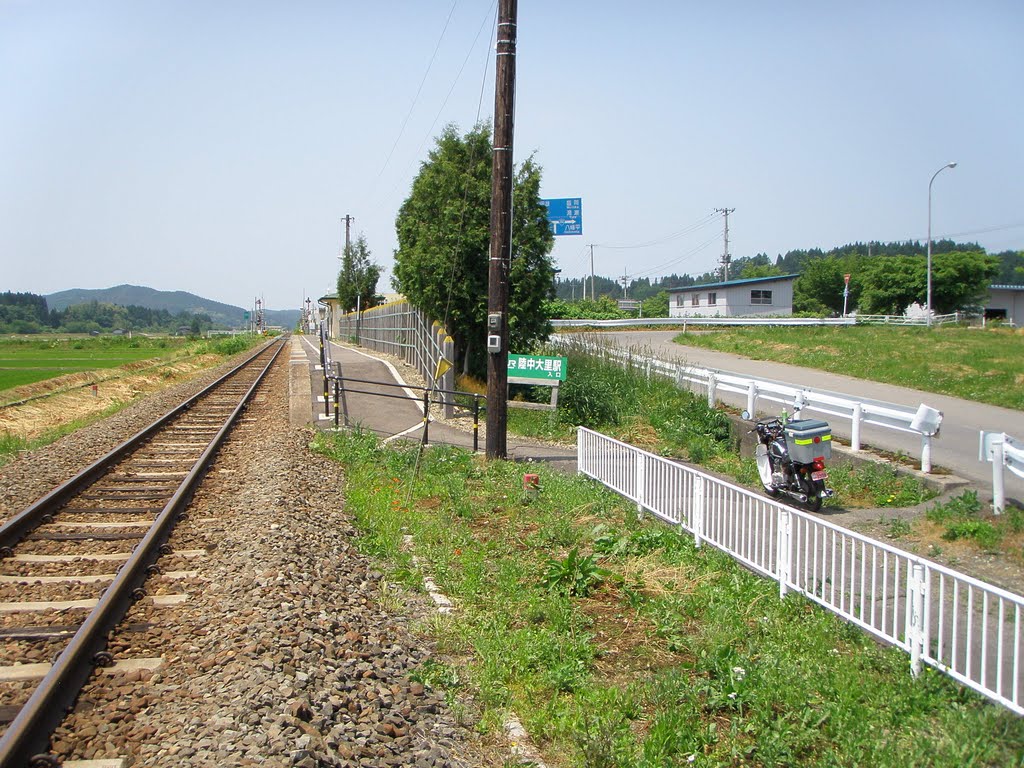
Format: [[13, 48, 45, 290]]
[[593, 212, 718, 250], [438, 3, 498, 341], [391, 1, 498, 201], [374, 2, 459, 186]]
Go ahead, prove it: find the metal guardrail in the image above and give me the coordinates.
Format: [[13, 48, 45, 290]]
[[552, 316, 857, 328], [981, 431, 1024, 514], [553, 336, 944, 472], [550, 312, 964, 329], [578, 426, 1024, 715]]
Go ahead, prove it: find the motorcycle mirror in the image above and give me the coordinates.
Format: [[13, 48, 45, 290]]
[[741, 410, 751, 420]]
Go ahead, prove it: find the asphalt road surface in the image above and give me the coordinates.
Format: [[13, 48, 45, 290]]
[[595, 330, 1024, 502]]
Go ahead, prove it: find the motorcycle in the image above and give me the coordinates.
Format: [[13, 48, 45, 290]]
[[742, 409, 834, 512]]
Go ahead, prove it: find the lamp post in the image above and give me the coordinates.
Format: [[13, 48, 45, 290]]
[[926, 161, 957, 327]]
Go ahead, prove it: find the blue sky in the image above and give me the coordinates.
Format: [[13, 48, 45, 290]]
[[2, 1, 1022, 311]]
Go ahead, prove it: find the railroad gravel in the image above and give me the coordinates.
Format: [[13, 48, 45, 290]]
[[35, 349, 496, 766], [0, 352, 255, 526]]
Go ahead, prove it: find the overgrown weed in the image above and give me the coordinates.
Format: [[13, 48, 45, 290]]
[[310, 430, 1024, 766]]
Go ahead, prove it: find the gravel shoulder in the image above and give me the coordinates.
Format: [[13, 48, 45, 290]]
[[3, 350, 503, 766]]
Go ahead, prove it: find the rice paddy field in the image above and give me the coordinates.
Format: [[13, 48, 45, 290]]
[[0, 336, 191, 392]]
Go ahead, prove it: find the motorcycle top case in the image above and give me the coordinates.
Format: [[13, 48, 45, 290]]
[[784, 419, 832, 463]]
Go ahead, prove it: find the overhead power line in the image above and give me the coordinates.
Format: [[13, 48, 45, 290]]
[[374, 2, 458, 184], [594, 212, 718, 250]]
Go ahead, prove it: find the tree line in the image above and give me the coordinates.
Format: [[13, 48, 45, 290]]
[[0, 292, 214, 335], [555, 244, 1021, 309]]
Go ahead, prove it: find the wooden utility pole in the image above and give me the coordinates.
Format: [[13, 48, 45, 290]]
[[485, 0, 517, 460], [715, 207, 735, 281], [589, 244, 596, 300], [341, 215, 353, 251]]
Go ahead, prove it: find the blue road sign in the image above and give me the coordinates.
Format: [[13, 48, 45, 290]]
[[540, 197, 583, 236]]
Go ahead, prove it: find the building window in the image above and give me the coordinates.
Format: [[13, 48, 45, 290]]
[[751, 289, 773, 305], [708, 292, 717, 305], [675, 294, 684, 306], [691, 293, 700, 307]]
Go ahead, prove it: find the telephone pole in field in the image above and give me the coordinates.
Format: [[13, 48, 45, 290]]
[[485, 0, 517, 460], [715, 207, 735, 281]]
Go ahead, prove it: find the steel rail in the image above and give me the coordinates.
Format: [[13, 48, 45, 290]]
[[0, 337, 285, 767], [0, 338, 279, 554]]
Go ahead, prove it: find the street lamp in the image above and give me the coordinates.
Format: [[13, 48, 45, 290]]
[[926, 161, 957, 327]]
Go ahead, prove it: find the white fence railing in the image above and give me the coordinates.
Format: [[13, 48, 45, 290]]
[[554, 336, 944, 472], [853, 312, 963, 326], [578, 427, 1024, 715], [551, 316, 857, 328], [550, 313, 964, 329]]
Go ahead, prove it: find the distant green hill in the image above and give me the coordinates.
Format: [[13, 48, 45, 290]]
[[45, 285, 300, 329]]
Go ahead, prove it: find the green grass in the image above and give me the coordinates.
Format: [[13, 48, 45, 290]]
[[0, 336, 191, 392], [924, 491, 1024, 557], [310, 430, 1024, 767], [0, 334, 265, 466], [0, 334, 263, 394], [508, 343, 934, 511], [670, 325, 1024, 410]]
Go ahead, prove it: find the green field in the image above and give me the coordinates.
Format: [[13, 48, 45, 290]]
[[671, 324, 1024, 411], [0, 336, 194, 393], [0, 335, 214, 393]]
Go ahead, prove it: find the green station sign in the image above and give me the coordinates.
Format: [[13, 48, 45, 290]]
[[507, 354, 568, 382]]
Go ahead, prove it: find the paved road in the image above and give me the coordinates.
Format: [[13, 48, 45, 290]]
[[294, 336, 577, 471], [596, 330, 1024, 501]]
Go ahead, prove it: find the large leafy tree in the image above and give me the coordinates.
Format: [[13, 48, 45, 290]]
[[393, 123, 555, 376], [336, 234, 381, 313], [794, 255, 865, 315], [857, 251, 997, 315], [929, 251, 999, 312]]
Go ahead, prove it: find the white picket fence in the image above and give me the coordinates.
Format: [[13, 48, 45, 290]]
[[555, 336, 943, 472], [577, 427, 1024, 715]]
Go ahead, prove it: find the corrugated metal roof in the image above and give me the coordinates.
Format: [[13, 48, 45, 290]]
[[667, 274, 799, 292], [990, 284, 1024, 291]]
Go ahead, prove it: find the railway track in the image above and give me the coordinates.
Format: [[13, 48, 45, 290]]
[[0, 337, 286, 766]]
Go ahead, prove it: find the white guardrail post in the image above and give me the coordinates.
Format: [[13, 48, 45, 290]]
[[980, 431, 1024, 515], [992, 439, 1006, 515]]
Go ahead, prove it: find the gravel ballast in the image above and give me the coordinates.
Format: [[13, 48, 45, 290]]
[[3, 346, 497, 766]]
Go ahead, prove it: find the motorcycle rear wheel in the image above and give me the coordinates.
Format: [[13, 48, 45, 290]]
[[800, 477, 825, 512]]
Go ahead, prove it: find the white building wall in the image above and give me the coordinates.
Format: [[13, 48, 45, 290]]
[[987, 288, 1024, 326], [668, 278, 795, 318]]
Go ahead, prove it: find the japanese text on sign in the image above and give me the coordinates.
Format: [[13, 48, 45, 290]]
[[539, 197, 583, 236], [506, 354, 568, 381]]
